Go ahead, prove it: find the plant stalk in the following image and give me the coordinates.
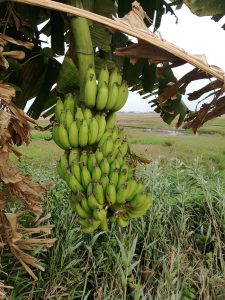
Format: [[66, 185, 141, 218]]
[[68, 0, 94, 101]]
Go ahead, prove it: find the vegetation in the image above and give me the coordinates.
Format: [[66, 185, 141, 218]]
[[1, 126, 225, 298], [1, 0, 225, 296]]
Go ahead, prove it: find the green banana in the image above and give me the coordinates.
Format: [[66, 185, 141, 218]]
[[87, 181, 94, 194], [110, 160, 120, 172], [109, 68, 119, 88], [88, 117, 99, 145], [117, 169, 128, 188], [120, 141, 128, 157], [126, 206, 149, 219], [117, 71, 122, 85], [87, 193, 102, 210], [92, 165, 102, 181], [109, 171, 119, 186], [79, 218, 101, 230], [80, 195, 93, 215], [120, 163, 129, 174], [60, 153, 68, 169], [106, 152, 115, 166], [111, 81, 129, 112], [78, 218, 92, 227], [100, 173, 109, 192], [95, 148, 104, 164], [68, 175, 84, 193], [84, 74, 97, 108], [112, 139, 121, 157], [105, 112, 116, 130], [79, 151, 88, 165], [96, 81, 108, 111], [86, 64, 96, 81], [106, 182, 117, 205], [55, 98, 64, 120], [117, 216, 129, 228], [79, 120, 88, 147], [73, 202, 91, 219], [58, 124, 70, 149], [69, 121, 79, 148], [82, 224, 99, 234], [71, 163, 81, 183], [133, 182, 145, 197], [64, 93, 75, 116], [83, 107, 93, 121], [71, 192, 79, 206], [129, 194, 152, 210], [105, 82, 119, 111], [93, 208, 107, 221], [100, 158, 110, 174], [93, 182, 105, 205], [100, 218, 108, 231], [98, 65, 109, 87], [59, 110, 66, 124], [115, 153, 123, 166], [56, 162, 66, 180], [98, 131, 112, 147], [52, 125, 63, 148], [102, 139, 113, 157], [111, 127, 119, 140], [81, 165, 91, 189], [87, 152, 97, 173], [95, 114, 106, 142], [74, 107, 84, 124], [68, 149, 80, 165], [126, 180, 138, 201], [116, 182, 129, 204]]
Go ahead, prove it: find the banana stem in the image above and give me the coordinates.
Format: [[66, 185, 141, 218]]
[[68, 0, 94, 101]]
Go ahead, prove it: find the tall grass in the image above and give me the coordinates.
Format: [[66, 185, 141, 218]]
[[1, 157, 225, 299]]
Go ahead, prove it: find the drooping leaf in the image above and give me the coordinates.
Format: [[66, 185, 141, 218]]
[[123, 57, 145, 85], [188, 80, 223, 101], [57, 56, 80, 93], [14, 54, 48, 109], [183, 0, 225, 16], [28, 57, 60, 119], [141, 63, 156, 93], [50, 11, 65, 55], [89, 0, 116, 52]]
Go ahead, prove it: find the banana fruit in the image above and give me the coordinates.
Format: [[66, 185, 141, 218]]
[[53, 65, 152, 234]]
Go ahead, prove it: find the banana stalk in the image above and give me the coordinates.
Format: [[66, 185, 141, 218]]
[[68, 0, 94, 101]]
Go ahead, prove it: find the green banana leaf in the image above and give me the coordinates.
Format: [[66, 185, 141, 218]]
[[57, 56, 80, 93], [183, 0, 225, 16], [28, 57, 61, 119]]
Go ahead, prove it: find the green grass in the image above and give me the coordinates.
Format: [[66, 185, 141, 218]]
[[1, 113, 225, 299], [1, 157, 225, 299]]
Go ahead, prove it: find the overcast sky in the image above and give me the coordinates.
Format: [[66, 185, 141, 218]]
[[122, 5, 225, 112], [25, 5, 225, 114]]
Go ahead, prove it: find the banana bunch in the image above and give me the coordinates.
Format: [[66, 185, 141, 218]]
[[53, 64, 152, 234], [83, 65, 129, 112], [57, 145, 151, 232], [52, 94, 106, 149]]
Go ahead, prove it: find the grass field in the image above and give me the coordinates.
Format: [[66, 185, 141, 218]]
[[1, 113, 225, 299]]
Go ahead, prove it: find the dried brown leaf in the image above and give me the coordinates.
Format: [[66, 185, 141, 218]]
[[0, 210, 56, 281], [0, 55, 9, 68], [0, 33, 34, 49], [0, 84, 15, 102], [2, 50, 25, 60], [0, 152, 22, 184], [188, 80, 223, 100], [115, 41, 185, 65], [184, 95, 225, 132], [158, 68, 213, 103]]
